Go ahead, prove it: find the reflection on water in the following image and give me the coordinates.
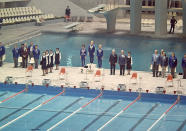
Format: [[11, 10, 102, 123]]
[[66, 55, 72, 66]]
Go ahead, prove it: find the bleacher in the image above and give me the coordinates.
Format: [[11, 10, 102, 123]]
[[0, 6, 55, 25]]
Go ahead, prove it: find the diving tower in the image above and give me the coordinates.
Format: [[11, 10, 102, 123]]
[[88, 0, 186, 36]]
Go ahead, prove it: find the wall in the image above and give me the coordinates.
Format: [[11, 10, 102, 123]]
[[27, 0, 93, 17]]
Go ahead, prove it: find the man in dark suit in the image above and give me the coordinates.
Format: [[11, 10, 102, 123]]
[[169, 16, 177, 34], [118, 50, 126, 76], [109, 49, 117, 75]]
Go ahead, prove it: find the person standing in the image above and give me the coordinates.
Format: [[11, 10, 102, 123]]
[[49, 50, 54, 73], [88, 41, 95, 64], [40, 52, 47, 76], [19, 44, 24, 67], [169, 52, 177, 78], [160, 52, 168, 78], [159, 49, 164, 76], [28, 42, 34, 60], [0, 17, 3, 30], [12, 44, 19, 68], [118, 50, 126, 76], [45, 50, 49, 74], [97, 44, 103, 68], [55, 48, 61, 70], [22, 43, 28, 68], [33, 45, 40, 69], [80, 44, 87, 67], [109, 49, 117, 75], [0, 42, 5, 67], [152, 50, 160, 77], [169, 16, 177, 34], [127, 51, 133, 75], [182, 54, 186, 79], [65, 6, 71, 22]]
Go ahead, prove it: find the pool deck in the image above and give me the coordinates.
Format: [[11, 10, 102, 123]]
[[0, 62, 185, 96], [0, 18, 186, 96]]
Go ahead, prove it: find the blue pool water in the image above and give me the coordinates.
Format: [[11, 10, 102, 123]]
[[0, 83, 186, 131], [5, 33, 186, 72]]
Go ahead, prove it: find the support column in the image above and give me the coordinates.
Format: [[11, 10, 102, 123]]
[[182, 0, 186, 35], [155, 0, 167, 35], [130, 0, 142, 34], [103, 9, 118, 33]]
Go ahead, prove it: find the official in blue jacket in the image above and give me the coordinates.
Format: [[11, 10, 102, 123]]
[[33, 45, 40, 69], [152, 50, 160, 77], [169, 52, 177, 78], [12, 44, 19, 68], [97, 44, 103, 68], [0, 42, 5, 67], [88, 41, 95, 63], [182, 54, 186, 79], [80, 44, 87, 67], [118, 50, 126, 76]]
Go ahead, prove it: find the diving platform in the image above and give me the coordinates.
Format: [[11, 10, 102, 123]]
[[88, 2, 185, 35]]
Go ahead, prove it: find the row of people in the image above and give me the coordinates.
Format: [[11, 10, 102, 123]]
[[80, 41, 132, 76], [40, 48, 61, 76], [152, 49, 186, 79], [1, 41, 186, 79], [12, 42, 40, 68], [12, 42, 62, 77]]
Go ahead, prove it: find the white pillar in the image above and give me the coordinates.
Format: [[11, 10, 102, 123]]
[[182, 0, 186, 35], [130, 0, 142, 34], [155, 0, 167, 35], [103, 9, 118, 33]]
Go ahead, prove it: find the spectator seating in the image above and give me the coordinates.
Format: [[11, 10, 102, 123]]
[[0, 6, 55, 25]]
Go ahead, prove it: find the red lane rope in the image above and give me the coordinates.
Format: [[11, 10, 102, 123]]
[[42, 90, 65, 105], [81, 92, 103, 108], [165, 99, 179, 114], [1, 88, 27, 103], [122, 95, 141, 111]]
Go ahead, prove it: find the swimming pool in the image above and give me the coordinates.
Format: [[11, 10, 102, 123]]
[[5, 33, 186, 72], [0, 83, 186, 131]]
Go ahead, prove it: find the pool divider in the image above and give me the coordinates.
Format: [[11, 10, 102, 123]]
[[47, 92, 103, 131], [147, 95, 180, 131], [97, 94, 141, 131], [0, 95, 45, 123], [82, 100, 121, 131], [0, 92, 8, 98], [0, 88, 27, 104], [129, 103, 159, 131], [32, 97, 83, 130], [177, 119, 186, 131], [0, 90, 65, 130]]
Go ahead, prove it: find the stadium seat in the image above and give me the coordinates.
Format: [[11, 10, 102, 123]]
[[1, 6, 51, 25], [59, 67, 66, 80], [165, 74, 174, 87], [94, 69, 101, 82], [130, 72, 138, 84], [26, 65, 33, 77]]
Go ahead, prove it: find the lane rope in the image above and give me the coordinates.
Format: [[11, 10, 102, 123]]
[[0, 90, 65, 130], [147, 96, 180, 131], [0, 88, 27, 104], [97, 95, 141, 131], [47, 92, 103, 131]]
